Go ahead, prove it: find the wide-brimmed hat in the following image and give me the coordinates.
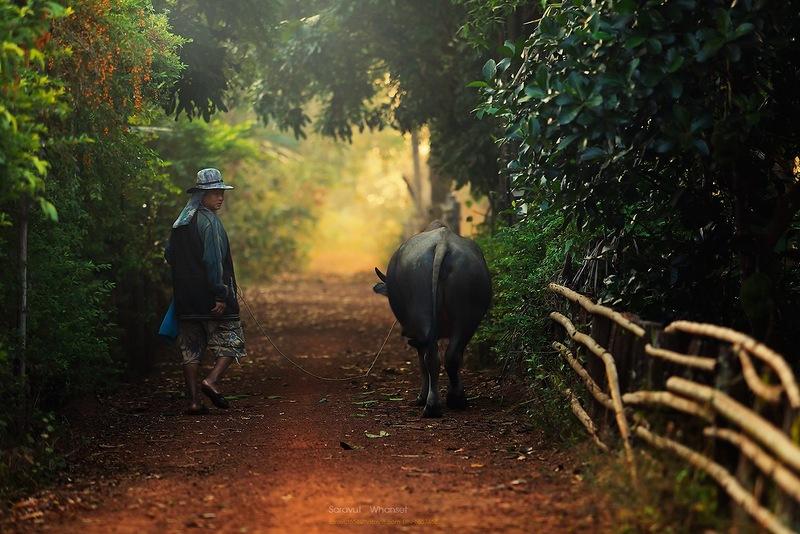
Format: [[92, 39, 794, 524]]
[[186, 168, 234, 193]]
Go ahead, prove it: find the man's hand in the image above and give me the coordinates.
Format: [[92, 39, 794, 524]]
[[211, 300, 226, 315]]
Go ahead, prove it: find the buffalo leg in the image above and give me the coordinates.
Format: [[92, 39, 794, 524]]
[[412, 347, 428, 406], [445, 334, 469, 409], [422, 343, 442, 418]]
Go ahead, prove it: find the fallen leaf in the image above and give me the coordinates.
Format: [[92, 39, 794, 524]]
[[365, 430, 389, 439]]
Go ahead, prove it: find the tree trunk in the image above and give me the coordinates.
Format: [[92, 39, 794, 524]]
[[16, 197, 29, 380], [409, 129, 428, 230]]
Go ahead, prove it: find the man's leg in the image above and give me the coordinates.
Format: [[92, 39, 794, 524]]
[[184, 362, 203, 410], [202, 320, 246, 408], [178, 321, 208, 414], [202, 356, 233, 393]]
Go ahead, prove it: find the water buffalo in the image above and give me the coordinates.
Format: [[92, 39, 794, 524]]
[[373, 220, 491, 417]]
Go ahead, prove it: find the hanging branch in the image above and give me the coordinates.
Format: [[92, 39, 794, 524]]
[[552, 341, 613, 409], [705, 427, 800, 503], [549, 283, 645, 337], [635, 426, 793, 534], [665, 321, 800, 408], [644, 344, 716, 371], [734, 344, 783, 404], [565, 388, 610, 453], [550, 311, 637, 479], [667, 377, 800, 473], [622, 391, 714, 422]]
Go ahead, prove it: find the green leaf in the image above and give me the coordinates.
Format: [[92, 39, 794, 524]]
[[2, 42, 25, 57], [647, 38, 663, 54], [668, 79, 683, 99], [654, 139, 674, 153], [518, 85, 545, 103], [585, 94, 603, 108], [44, 2, 68, 18], [625, 36, 646, 49], [39, 199, 58, 222], [466, 80, 489, 88], [528, 117, 541, 138], [556, 134, 579, 152], [579, 147, 605, 161], [667, 54, 684, 73], [557, 106, 581, 125], [31, 156, 48, 176], [734, 22, 755, 38], [696, 39, 723, 62], [535, 64, 548, 89], [693, 139, 709, 156], [496, 57, 511, 73], [482, 59, 497, 80]]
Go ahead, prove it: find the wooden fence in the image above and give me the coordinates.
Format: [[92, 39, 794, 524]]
[[548, 283, 800, 534]]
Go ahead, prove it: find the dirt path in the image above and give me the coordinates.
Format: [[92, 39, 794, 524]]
[[3, 273, 609, 533]]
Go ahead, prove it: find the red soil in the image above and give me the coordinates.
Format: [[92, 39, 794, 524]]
[[2, 273, 610, 533]]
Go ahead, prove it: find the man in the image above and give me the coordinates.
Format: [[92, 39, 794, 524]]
[[166, 168, 246, 415]]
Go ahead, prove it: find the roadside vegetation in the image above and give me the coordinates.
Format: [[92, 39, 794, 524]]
[[2, 2, 798, 528]]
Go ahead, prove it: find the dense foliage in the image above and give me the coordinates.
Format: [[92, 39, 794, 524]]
[[474, 0, 800, 353], [0, 0, 185, 493], [0, 1, 68, 225], [2, 1, 799, 518]]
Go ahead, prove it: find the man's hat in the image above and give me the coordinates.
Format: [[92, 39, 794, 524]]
[[186, 168, 234, 193]]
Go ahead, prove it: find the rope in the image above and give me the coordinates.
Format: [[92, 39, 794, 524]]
[[237, 286, 398, 381]]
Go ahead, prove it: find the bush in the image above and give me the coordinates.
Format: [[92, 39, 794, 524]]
[[475, 211, 591, 434]]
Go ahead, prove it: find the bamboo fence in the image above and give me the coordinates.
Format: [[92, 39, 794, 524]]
[[547, 283, 800, 533]]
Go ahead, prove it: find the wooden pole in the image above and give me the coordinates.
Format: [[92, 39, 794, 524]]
[[644, 344, 716, 371], [552, 341, 613, 409], [622, 391, 714, 422], [665, 321, 800, 408], [549, 283, 645, 338], [550, 311, 637, 480], [667, 377, 800, 473], [733, 344, 783, 404], [565, 388, 609, 453], [705, 427, 800, 503], [635, 426, 793, 534]]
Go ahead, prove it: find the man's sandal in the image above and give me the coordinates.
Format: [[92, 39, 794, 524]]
[[201, 383, 230, 409]]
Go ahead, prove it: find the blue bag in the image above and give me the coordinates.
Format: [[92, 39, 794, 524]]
[[158, 299, 179, 341]]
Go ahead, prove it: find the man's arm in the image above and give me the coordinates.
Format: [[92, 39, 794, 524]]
[[164, 236, 173, 265], [197, 211, 228, 312]]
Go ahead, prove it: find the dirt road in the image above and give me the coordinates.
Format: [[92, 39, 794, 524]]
[[3, 273, 609, 533]]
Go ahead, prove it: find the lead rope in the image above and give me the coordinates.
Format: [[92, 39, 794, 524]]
[[237, 286, 398, 381]]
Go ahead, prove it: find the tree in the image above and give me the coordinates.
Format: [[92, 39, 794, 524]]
[[475, 0, 800, 350], [155, 0, 505, 224]]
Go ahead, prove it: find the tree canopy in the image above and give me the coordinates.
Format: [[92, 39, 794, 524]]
[[475, 0, 800, 344]]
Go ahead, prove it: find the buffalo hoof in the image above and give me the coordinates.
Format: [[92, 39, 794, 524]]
[[422, 403, 443, 418], [410, 395, 426, 407], [446, 392, 467, 410]]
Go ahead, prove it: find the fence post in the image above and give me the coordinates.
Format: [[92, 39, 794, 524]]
[[590, 314, 612, 432]]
